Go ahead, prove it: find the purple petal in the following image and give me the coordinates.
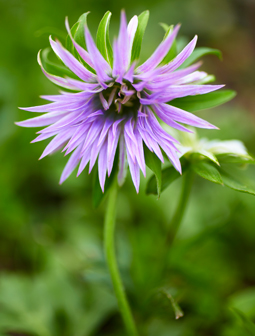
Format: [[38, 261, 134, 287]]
[[118, 134, 127, 186], [16, 111, 68, 128], [40, 129, 74, 159], [59, 143, 83, 184], [98, 140, 108, 191], [37, 51, 86, 90], [156, 103, 217, 129], [126, 147, 140, 193], [127, 15, 138, 63], [77, 145, 92, 176], [49, 37, 95, 82], [159, 36, 197, 74], [84, 25, 112, 85], [134, 127, 146, 176], [65, 17, 94, 68], [107, 124, 121, 175], [137, 24, 180, 73], [143, 84, 225, 104]]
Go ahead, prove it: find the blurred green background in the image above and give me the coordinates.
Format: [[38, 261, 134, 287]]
[[1, 0, 255, 335]]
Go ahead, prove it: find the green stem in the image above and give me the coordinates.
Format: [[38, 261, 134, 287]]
[[104, 180, 139, 336], [166, 170, 194, 245]]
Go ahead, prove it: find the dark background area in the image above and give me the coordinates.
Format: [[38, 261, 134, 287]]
[[0, 0, 255, 335]]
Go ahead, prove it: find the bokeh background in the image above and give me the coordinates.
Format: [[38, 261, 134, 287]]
[[1, 0, 255, 335]]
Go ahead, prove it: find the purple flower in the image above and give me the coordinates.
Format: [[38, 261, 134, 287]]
[[17, 11, 223, 192]]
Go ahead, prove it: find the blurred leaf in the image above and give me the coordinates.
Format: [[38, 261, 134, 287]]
[[160, 24, 177, 64], [217, 154, 255, 165], [230, 287, 255, 318], [219, 168, 255, 196], [144, 146, 162, 197], [131, 10, 149, 63], [231, 308, 255, 335], [192, 161, 223, 185], [170, 90, 236, 112], [96, 11, 113, 67], [179, 47, 222, 69]]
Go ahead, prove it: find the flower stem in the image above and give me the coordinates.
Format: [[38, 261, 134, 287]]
[[104, 180, 139, 336], [166, 170, 194, 245]]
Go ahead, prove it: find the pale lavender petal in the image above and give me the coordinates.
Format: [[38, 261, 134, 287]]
[[156, 103, 217, 129], [127, 15, 138, 63], [89, 139, 104, 173], [82, 118, 104, 152], [65, 17, 94, 68], [174, 71, 207, 84], [143, 84, 224, 103], [40, 129, 74, 159], [107, 125, 121, 175], [117, 134, 127, 186], [134, 127, 146, 176], [59, 143, 83, 184], [98, 140, 108, 191], [77, 145, 92, 176], [99, 92, 109, 110], [37, 51, 85, 90], [31, 131, 56, 143], [97, 118, 113, 147], [49, 37, 95, 82], [16, 111, 68, 128], [126, 147, 140, 193], [137, 24, 180, 73], [85, 25, 112, 84], [123, 62, 136, 82], [159, 36, 197, 74], [160, 141, 182, 173]]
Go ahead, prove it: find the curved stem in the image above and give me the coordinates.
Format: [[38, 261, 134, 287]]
[[104, 180, 139, 336], [166, 170, 194, 245]]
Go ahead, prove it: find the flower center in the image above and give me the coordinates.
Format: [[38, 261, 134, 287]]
[[99, 82, 140, 118]]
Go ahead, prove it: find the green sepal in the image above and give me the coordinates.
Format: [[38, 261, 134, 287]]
[[146, 158, 188, 195], [217, 154, 255, 165], [92, 157, 118, 208], [131, 10, 149, 63], [160, 24, 177, 64], [191, 161, 223, 185], [40, 48, 78, 79], [144, 146, 162, 198], [179, 47, 222, 69], [96, 11, 113, 67], [170, 89, 236, 112]]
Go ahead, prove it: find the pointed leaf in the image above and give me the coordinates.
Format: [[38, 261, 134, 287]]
[[179, 47, 222, 69], [217, 154, 255, 165], [146, 158, 188, 195], [144, 146, 162, 197], [96, 11, 113, 67], [192, 161, 223, 185], [170, 90, 236, 112], [131, 10, 149, 63]]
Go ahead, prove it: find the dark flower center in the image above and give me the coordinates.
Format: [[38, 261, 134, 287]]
[[99, 82, 140, 119]]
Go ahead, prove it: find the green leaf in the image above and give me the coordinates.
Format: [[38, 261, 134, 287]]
[[179, 47, 222, 69], [170, 90, 236, 112], [144, 146, 162, 197], [40, 48, 76, 78], [160, 24, 178, 64], [218, 168, 255, 196], [96, 11, 113, 67], [146, 158, 188, 195], [231, 308, 255, 335], [192, 161, 223, 185], [131, 10, 149, 63], [74, 12, 89, 49]]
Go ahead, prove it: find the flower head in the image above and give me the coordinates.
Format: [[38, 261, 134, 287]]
[[17, 11, 224, 192]]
